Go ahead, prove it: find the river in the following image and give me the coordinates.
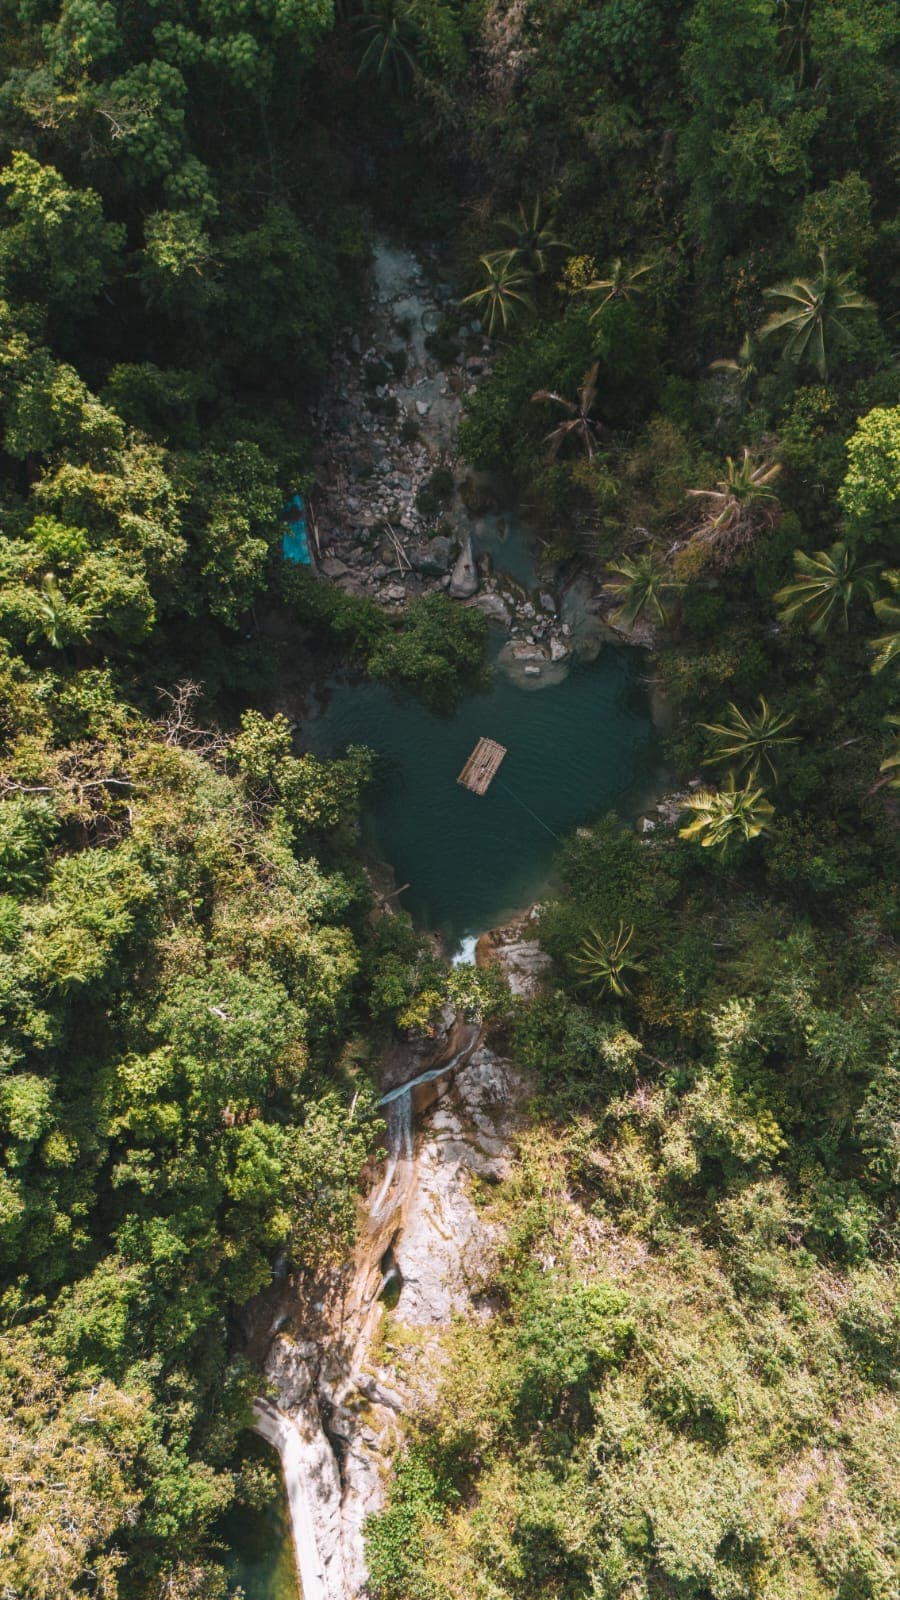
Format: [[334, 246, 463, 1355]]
[[221, 237, 662, 1594]]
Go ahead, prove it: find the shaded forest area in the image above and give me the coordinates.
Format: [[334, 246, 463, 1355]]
[[0, 4, 897, 1599]]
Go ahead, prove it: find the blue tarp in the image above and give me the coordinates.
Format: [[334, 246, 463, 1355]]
[[282, 493, 313, 565]]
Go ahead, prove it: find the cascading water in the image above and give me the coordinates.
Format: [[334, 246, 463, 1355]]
[[371, 1036, 478, 1218], [370, 1090, 413, 1219]]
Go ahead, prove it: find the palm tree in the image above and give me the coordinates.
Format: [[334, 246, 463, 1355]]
[[570, 921, 644, 998], [462, 251, 534, 338], [700, 696, 798, 783], [679, 774, 775, 856], [26, 573, 78, 650], [870, 572, 900, 674], [709, 333, 757, 392], [759, 249, 874, 380], [353, 1, 419, 93], [531, 362, 602, 458], [584, 258, 654, 319], [494, 198, 570, 276], [605, 553, 680, 629], [688, 449, 781, 552], [774, 541, 879, 635]]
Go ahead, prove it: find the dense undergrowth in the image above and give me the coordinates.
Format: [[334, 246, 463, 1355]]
[[0, 2, 897, 1598]]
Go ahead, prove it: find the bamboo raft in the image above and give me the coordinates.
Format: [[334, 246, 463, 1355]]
[[457, 737, 507, 795]]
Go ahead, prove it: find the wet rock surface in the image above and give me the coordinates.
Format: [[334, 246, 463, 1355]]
[[255, 917, 542, 1595], [305, 239, 597, 668], [476, 904, 552, 997]]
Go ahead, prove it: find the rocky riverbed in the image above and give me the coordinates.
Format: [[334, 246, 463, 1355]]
[[306, 238, 633, 683]]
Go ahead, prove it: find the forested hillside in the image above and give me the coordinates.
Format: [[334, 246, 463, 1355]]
[[0, 3, 897, 1598]]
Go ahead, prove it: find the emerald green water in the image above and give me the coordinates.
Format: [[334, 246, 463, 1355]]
[[306, 639, 661, 948], [221, 1438, 300, 1600]]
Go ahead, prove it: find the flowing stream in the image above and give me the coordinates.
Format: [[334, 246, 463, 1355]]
[[222, 239, 662, 1596]]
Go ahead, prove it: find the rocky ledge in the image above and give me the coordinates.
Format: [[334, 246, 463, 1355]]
[[252, 909, 545, 1596]]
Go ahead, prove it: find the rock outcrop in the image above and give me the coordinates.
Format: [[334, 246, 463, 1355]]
[[448, 532, 479, 598], [254, 922, 544, 1594]]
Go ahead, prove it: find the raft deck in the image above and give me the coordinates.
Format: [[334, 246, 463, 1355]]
[[457, 737, 508, 795]]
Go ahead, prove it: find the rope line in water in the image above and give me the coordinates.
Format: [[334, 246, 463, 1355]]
[[495, 778, 562, 842]]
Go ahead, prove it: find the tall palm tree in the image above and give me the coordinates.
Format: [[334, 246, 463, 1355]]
[[709, 333, 757, 393], [774, 541, 879, 635], [605, 553, 680, 629], [679, 774, 775, 856], [570, 921, 644, 998], [494, 198, 570, 277], [688, 449, 781, 552], [531, 362, 602, 458], [462, 251, 534, 338], [353, 1, 419, 93], [584, 258, 654, 319], [700, 696, 798, 783], [759, 249, 874, 380], [870, 571, 900, 674]]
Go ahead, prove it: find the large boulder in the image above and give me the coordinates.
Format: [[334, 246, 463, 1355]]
[[448, 533, 479, 598], [408, 535, 452, 576]]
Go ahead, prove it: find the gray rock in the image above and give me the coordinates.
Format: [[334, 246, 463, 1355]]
[[321, 556, 350, 579], [448, 533, 479, 598], [539, 591, 557, 612], [380, 584, 407, 603], [408, 536, 452, 576], [549, 636, 570, 662], [523, 664, 542, 677], [468, 592, 511, 625], [415, 399, 430, 416]]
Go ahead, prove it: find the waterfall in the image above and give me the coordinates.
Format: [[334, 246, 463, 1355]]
[[370, 1090, 413, 1218], [371, 1035, 478, 1218], [253, 1397, 339, 1600]]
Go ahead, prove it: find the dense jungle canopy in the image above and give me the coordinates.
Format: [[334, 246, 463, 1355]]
[[0, 3, 897, 1598]]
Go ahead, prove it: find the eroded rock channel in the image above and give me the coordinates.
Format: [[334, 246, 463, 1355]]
[[249, 942, 538, 1599]]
